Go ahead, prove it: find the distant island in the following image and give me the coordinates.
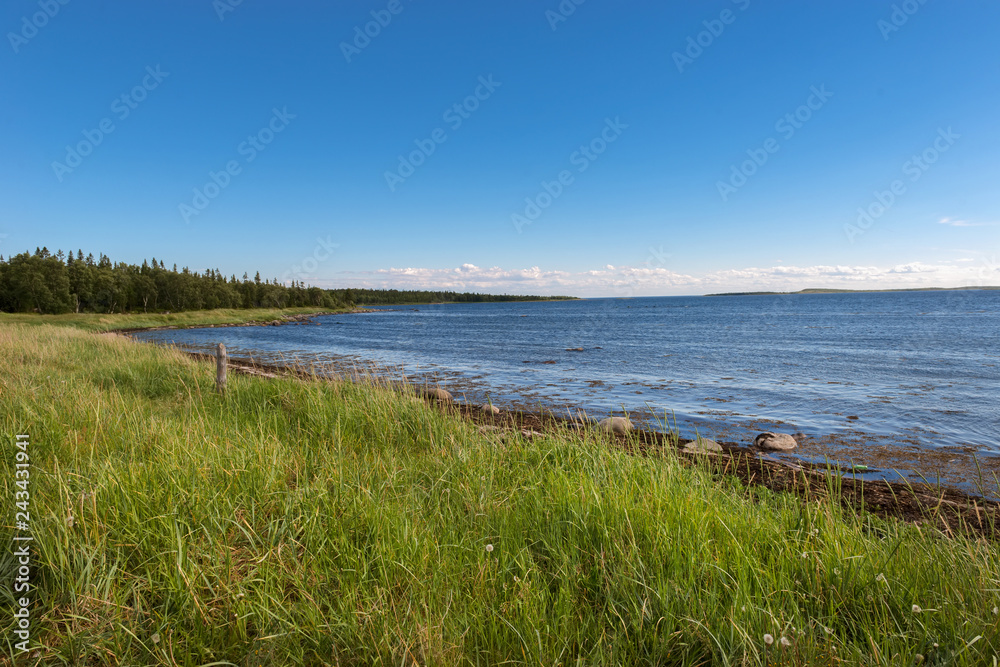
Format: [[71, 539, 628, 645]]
[[705, 286, 1000, 297]]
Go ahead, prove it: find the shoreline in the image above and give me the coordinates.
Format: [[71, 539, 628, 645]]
[[9, 320, 999, 661], [121, 312, 1000, 503], [155, 342, 999, 541], [108, 309, 372, 334]]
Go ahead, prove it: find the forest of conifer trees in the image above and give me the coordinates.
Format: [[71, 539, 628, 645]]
[[0, 248, 570, 314]]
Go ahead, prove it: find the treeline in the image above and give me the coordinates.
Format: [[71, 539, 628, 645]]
[[0, 248, 572, 314], [0, 248, 350, 314], [348, 289, 573, 305]]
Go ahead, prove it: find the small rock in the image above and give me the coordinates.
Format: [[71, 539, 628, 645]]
[[480, 403, 500, 415], [419, 387, 453, 402], [683, 437, 722, 454], [565, 347, 585, 352], [598, 417, 633, 434], [753, 432, 797, 451], [520, 429, 543, 438]]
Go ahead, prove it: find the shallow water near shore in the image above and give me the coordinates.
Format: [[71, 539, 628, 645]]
[[134, 290, 1000, 494]]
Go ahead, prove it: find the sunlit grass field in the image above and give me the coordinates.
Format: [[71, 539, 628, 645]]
[[0, 307, 337, 333], [1, 318, 998, 665]]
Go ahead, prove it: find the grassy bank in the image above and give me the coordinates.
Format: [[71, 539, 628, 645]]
[[0, 307, 339, 333], [1, 321, 998, 665]]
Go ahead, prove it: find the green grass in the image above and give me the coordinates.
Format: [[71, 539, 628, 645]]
[[0, 307, 339, 333], [1, 322, 998, 665]]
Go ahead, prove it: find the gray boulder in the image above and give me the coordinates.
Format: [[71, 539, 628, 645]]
[[753, 432, 797, 451], [683, 437, 722, 454], [598, 417, 633, 434], [480, 403, 501, 415], [419, 387, 453, 403]]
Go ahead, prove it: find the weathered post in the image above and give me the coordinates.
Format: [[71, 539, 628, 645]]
[[216, 342, 227, 394]]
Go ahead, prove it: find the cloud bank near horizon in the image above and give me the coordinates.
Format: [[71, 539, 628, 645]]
[[306, 258, 1000, 297]]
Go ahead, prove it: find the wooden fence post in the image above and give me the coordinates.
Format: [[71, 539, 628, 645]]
[[216, 343, 227, 394]]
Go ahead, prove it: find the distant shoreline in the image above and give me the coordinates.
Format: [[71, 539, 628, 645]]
[[705, 286, 1000, 297]]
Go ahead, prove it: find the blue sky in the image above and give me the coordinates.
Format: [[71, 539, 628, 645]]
[[2, 0, 998, 296]]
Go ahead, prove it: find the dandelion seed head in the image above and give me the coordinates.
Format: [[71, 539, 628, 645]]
[[801, 552, 808, 559], [151, 633, 160, 644], [763, 634, 774, 646], [485, 543, 493, 552], [876, 573, 886, 582], [780, 637, 791, 647], [912, 604, 922, 613]]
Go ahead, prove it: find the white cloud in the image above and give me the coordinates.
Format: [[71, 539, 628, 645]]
[[307, 257, 999, 297], [938, 217, 999, 227]]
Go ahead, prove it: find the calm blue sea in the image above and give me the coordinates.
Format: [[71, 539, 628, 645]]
[[134, 291, 1000, 488]]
